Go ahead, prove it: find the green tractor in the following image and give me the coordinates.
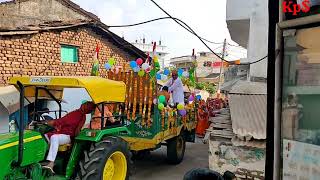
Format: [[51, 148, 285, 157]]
[[0, 76, 131, 180]]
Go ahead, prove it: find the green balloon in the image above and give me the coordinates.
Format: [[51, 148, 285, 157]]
[[158, 95, 166, 103], [109, 58, 115, 66], [155, 62, 160, 68], [149, 69, 156, 77], [158, 103, 165, 110], [138, 70, 145, 77]]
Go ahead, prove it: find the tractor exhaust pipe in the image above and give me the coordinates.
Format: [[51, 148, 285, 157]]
[[15, 81, 25, 166]]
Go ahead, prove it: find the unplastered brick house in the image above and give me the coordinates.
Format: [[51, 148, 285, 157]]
[[0, 0, 146, 85]]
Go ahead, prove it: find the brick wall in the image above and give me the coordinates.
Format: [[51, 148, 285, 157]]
[[0, 27, 136, 85]]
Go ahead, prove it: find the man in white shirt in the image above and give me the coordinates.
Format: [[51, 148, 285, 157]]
[[164, 70, 185, 106]]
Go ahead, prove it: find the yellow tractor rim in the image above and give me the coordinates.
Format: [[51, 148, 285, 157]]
[[103, 151, 127, 180]]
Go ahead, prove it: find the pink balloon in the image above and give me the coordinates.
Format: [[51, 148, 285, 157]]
[[153, 98, 158, 104], [136, 58, 143, 66]]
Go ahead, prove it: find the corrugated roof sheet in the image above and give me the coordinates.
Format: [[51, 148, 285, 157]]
[[230, 80, 267, 94], [229, 94, 266, 139]]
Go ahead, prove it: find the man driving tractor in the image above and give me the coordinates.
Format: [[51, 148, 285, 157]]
[[42, 101, 96, 173]]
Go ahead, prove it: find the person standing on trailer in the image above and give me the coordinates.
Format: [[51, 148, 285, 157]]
[[164, 70, 185, 107]]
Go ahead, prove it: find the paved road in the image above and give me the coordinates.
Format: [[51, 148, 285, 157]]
[[131, 139, 209, 180]]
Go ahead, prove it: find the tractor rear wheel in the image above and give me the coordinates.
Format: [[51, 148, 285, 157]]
[[77, 136, 131, 180], [166, 134, 186, 164]]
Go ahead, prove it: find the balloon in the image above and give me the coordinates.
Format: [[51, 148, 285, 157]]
[[182, 71, 189, 77], [178, 68, 184, 75], [138, 70, 145, 77], [178, 109, 187, 116], [177, 103, 184, 110], [156, 73, 161, 80], [153, 56, 159, 62], [133, 67, 140, 72], [188, 95, 194, 102], [158, 95, 166, 103], [145, 67, 151, 73], [104, 63, 111, 70], [158, 103, 165, 110], [155, 62, 160, 68], [161, 74, 168, 81], [149, 69, 156, 77], [130, 61, 137, 68], [153, 98, 158, 105], [108, 57, 115, 66], [136, 58, 143, 66], [142, 63, 150, 70], [196, 95, 202, 100], [163, 69, 170, 75]]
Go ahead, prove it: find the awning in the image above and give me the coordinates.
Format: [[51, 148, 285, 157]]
[[0, 85, 32, 114], [228, 81, 267, 139]]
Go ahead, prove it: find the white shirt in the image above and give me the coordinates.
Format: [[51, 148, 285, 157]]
[[165, 78, 185, 104]]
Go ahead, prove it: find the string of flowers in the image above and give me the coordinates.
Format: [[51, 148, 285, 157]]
[[127, 71, 133, 120], [139, 75, 144, 117], [142, 78, 148, 127], [147, 80, 153, 127], [132, 74, 138, 120]]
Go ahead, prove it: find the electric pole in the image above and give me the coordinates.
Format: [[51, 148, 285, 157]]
[[217, 38, 227, 97]]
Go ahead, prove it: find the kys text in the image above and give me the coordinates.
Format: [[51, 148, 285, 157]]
[[283, 0, 311, 15]]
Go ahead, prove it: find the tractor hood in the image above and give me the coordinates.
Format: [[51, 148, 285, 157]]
[[0, 130, 48, 179], [0, 130, 42, 148]]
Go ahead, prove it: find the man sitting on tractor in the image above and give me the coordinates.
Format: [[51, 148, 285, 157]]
[[42, 101, 96, 173]]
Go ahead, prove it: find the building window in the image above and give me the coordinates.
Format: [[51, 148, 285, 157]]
[[281, 27, 320, 179], [200, 52, 206, 57], [60, 45, 78, 63]]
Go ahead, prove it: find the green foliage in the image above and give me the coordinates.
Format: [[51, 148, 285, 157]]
[[194, 82, 216, 94]]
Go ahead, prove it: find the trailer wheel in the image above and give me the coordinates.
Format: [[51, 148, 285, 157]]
[[77, 136, 131, 180], [166, 134, 186, 164]]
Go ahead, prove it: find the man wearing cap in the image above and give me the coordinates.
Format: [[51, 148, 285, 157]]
[[164, 70, 185, 106]]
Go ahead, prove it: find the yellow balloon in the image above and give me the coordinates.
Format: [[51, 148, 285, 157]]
[[153, 55, 159, 62], [177, 103, 184, 110]]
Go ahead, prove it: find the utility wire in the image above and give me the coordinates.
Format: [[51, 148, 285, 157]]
[[109, 16, 224, 45], [148, 0, 266, 65]]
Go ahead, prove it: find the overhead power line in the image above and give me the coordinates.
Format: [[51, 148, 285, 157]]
[[148, 0, 267, 65], [109, 16, 224, 45]]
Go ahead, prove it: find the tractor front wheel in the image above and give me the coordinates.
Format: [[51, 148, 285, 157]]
[[77, 136, 131, 180], [166, 134, 186, 164]]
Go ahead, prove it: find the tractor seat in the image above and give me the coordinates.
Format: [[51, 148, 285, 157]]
[[58, 144, 72, 152]]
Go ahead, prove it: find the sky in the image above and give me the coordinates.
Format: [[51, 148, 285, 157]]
[[71, 0, 247, 61]]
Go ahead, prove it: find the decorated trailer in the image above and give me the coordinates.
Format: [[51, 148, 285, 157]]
[[105, 65, 198, 163]]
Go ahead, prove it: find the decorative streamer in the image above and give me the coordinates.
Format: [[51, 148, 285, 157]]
[[125, 71, 130, 119], [139, 75, 144, 116], [132, 74, 138, 120], [142, 77, 148, 127], [128, 71, 134, 120], [147, 79, 153, 127]]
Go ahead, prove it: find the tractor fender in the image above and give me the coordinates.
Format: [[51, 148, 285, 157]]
[[75, 127, 130, 142]]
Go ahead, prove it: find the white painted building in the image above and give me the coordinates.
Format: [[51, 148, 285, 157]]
[[132, 38, 169, 69], [226, 0, 268, 79]]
